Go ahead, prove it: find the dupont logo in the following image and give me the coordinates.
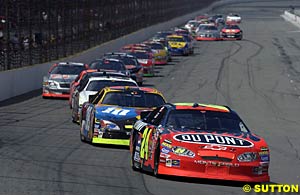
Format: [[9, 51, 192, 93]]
[[173, 133, 254, 147]]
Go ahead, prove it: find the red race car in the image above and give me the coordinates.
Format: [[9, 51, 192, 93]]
[[127, 50, 155, 77], [130, 103, 270, 182], [221, 25, 243, 40]]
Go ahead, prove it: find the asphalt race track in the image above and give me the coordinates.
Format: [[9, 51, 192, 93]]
[[1, 1, 300, 194]]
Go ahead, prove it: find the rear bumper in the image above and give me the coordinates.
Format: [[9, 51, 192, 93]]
[[42, 91, 70, 98], [141, 65, 155, 76]]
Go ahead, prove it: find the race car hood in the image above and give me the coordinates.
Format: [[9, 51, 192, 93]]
[[95, 105, 152, 121], [168, 41, 187, 48], [198, 30, 219, 34], [161, 129, 268, 152], [49, 74, 77, 83]]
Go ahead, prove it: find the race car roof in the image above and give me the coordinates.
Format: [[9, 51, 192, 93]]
[[173, 103, 230, 112], [108, 86, 161, 94]]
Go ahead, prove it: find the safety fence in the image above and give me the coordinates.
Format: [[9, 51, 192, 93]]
[[0, 0, 215, 71]]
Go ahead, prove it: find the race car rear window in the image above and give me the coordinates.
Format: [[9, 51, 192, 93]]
[[86, 80, 137, 91], [101, 92, 165, 108], [89, 60, 126, 71], [167, 37, 185, 42], [50, 65, 86, 75], [165, 110, 249, 132]]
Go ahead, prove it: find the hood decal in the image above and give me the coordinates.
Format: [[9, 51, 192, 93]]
[[173, 133, 254, 148], [95, 106, 138, 121]]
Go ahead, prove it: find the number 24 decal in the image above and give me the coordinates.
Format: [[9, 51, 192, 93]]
[[102, 107, 130, 116]]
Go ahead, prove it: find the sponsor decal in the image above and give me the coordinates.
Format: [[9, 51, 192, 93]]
[[260, 147, 269, 151], [194, 160, 239, 167], [160, 153, 170, 159], [172, 146, 195, 158], [163, 139, 172, 144], [133, 120, 148, 132], [101, 107, 131, 116], [161, 147, 171, 154], [166, 159, 180, 167], [259, 151, 269, 155], [202, 144, 227, 150], [162, 142, 172, 149], [260, 155, 269, 162], [174, 133, 254, 147], [172, 159, 180, 167], [98, 132, 103, 138], [134, 151, 140, 161]]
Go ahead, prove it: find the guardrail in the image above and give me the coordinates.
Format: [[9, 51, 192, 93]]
[[0, 0, 216, 72], [0, 0, 257, 102]]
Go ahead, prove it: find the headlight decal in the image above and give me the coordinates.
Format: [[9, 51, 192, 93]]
[[172, 146, 195, 158]]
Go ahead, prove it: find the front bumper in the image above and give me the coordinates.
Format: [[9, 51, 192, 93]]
[[141, 65, 154, 76], [157, 157, 270, 182], [154, 56, 168, 65], [221, 33, 242, 40], [92, 137, 130, 146], [196, 36, 221, 41], [92, 122, 134, 146], [42, 87, 70, 98]]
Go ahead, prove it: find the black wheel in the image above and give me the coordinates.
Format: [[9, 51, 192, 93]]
[[131, 136, 141, 171], [153, 141, 160, 177], [137, 81, 143, 86]]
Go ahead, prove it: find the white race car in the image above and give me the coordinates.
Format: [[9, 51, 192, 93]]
[[71, 73, 137, 123], [226, 13, 241, 24]]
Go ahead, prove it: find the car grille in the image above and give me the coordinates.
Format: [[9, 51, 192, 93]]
[[202, 156, 232, 162], [59, 83, 70, 88]]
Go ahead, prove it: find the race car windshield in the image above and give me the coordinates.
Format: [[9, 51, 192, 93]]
[[51, 65, 86, 75], [166, 110, 249, 132], [86, 80, 137, 91], [89, 60, 126, 71], [101, 92, 165, 108], [167, 37, 185, 42]]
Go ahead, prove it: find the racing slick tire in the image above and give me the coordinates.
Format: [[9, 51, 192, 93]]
[[80, 120, 86, 142], [153, 140, 161, 177]]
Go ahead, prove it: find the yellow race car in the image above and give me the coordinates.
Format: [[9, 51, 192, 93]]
[[167, 35, 190, 56], [144, 41, 169, 65], [79, 86, 166, 146]]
